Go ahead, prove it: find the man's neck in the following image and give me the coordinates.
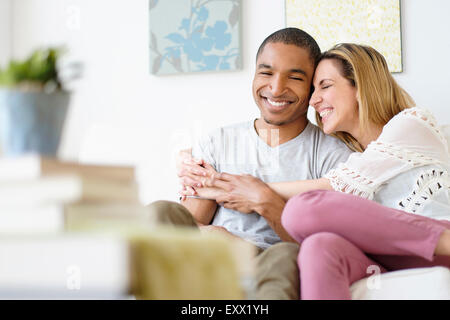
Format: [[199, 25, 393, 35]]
[[254, 117, 308, 147]]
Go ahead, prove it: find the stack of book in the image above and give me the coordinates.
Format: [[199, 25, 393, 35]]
[[0, 155, 145, 299], [0, 155, 146, 234]]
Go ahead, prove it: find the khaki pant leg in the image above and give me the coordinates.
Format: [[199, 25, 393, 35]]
[[146, 200, 198, 229], [254, 242, 300, 300]]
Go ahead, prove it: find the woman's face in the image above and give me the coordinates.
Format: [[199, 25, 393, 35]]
[[310, 59, 359, 135]]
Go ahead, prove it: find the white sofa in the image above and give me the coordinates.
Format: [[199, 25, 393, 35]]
[[350, 266, 450, 299]]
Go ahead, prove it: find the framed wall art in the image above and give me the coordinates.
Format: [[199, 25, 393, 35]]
[[149, 0, 242, 75], [285, 0, 402, 72]]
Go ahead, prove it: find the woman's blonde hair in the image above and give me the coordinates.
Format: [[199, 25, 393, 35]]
[[315, 43, 416, 152]]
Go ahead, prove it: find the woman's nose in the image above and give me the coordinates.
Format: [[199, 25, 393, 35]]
[[309, 90, 322, 107]]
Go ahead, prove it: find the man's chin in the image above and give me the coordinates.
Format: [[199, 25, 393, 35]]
[[259, 107, 308, 127], [262, 117, 288, 126]]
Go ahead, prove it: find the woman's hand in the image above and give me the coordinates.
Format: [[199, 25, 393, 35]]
[[176, 148, 219, 200], [176, 148, 208, 186]]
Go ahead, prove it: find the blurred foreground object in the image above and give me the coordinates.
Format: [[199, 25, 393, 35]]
[[0, 156, 255, 299], [0, 226, 253, 300]]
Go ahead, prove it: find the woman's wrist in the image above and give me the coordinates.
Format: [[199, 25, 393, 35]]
[[254, 187, 286, 218]]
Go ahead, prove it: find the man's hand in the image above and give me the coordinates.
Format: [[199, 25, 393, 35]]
[[201, 173, 296, 242], [180, 172, 272, 213], [202, 173, 274, 214]]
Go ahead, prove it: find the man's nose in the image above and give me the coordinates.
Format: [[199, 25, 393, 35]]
[[269, 75, 287, 96]]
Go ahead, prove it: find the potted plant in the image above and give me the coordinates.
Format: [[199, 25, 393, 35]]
[[0, 48, 71, 157]]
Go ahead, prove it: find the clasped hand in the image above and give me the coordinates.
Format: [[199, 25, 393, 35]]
[[176, 149, 271, 214]]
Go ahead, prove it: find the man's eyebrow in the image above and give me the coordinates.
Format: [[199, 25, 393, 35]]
[[258, 64, 272, 69], [258, 64, 308, 76], [290, 68, 307, 76]]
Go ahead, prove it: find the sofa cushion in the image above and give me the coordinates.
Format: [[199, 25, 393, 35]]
[[350, 266, 450, 300]]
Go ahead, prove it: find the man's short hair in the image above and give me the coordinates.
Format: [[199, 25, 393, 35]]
[[256, 28, 321, 67]]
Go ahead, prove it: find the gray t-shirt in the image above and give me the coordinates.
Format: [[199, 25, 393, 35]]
[[192, 120, 353, 249]]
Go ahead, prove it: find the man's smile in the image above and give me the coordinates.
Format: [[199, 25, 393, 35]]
[[261, 95, 295, 112]]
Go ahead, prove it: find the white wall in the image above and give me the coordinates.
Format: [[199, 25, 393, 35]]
[[0, 0, 11, 66], [10, 0, 450, 204], [394, 1, 450, 121]]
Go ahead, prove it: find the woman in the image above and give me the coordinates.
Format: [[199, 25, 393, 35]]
[[276, 43, 450, 299], [179, 43, 450, 299]]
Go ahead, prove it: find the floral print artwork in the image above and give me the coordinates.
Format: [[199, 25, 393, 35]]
[[285, 0, 402, 72], [149, 0, 241, 75]]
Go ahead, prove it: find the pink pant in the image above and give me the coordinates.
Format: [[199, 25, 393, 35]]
[[281, 190, 450, 300]]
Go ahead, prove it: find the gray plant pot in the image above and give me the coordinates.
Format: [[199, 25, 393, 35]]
[[0, 89, 70, 157]]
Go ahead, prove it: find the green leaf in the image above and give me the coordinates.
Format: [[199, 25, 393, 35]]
[[0, 47, 67, 90]]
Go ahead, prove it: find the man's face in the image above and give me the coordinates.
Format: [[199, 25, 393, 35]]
[[252, 42, 314, 126]]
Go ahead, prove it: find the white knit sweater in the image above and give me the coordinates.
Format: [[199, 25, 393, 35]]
[[325, 107, 450, 221]]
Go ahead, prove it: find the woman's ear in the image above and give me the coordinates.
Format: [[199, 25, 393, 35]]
[[355, 91, 361, 106]]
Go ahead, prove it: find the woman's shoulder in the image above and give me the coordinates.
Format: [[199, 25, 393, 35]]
[[383, 107, 447, 143], [389, 107, 448, 135], [390, 106, 437, 124], [374, 106, 450, 163]]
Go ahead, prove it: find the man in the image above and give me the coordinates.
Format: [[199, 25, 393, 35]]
[[148, 28, 353, 299]]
